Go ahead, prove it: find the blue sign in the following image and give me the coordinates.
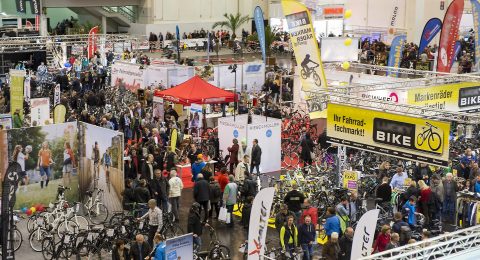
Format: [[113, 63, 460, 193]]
[[418, 18, 442, 55], [233, 129, 239, 138], [387, 35, 407, 77], [266, 129, 272, 137], [246, 64, 262, 73], [254, 6, 267, 64]]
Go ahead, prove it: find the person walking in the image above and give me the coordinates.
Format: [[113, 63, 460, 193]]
[[112, 239, 130, 260], [187, 202, 207, 249], [298, 215, 316, 260], [137, 199, 163, 248], [193, 173, 210, 222], [63, 142, 75, 186], [300, 133, 315, 166], [151, 234, 166, 260], [13, 145, 30, 192], [38, 141, 53, 189], [223, 175, 238, 227], [152, 169, 170, 213], [208, 176, 222, 219], [324, 207, 341, 238], [227, 139, 239, 175], [168, 170, 183, 222], [250, 139, 262, 175]]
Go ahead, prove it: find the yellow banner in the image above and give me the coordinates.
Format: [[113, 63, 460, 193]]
[[407, 82, 480, 112], [9, 70, 25, 117], [54, 105, 67, 124], [170, 128, 177, 152], [282, 0, 328, 119], [342, 170, 358, 192], [327, 103, 451, 166]]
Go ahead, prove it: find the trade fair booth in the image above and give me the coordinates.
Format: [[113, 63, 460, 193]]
[[218, 114, 281, 173]]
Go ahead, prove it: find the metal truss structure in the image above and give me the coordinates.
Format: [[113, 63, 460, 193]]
[[305, 89, 480, 124], [360, 224, 480, 260]]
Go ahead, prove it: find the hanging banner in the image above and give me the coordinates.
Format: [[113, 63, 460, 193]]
[[282, 0, 327, 91], [24, 76, 31, 102], [437, 0, 464, 73], [166, 233, 193, 260], [9, 70, 25, 117], [248, 187, 275, 260], [350, 209, 380, 260], [254, 6, 267, 64], [327, 103, 451, 166], [0, 114, 13, 130], [189, 103, 203, 129], [54, 84, 61, 106], [407, 82, 480, 113], [152, 96, 165, 122], [418, 18, 442, 55], [88, 26, 99, 59], [110, 62, 145, 91], [471, 0, 480, 70], [30, 98, 50, 126], [450, 41, 462, 68], [54, 104, 67, 124], [30, 0, 40, 15], [386, 35, 407, 77], [16, 0, 26, 13]]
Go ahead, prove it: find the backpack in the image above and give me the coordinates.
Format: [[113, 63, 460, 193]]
[[399, 225, 412, 245]]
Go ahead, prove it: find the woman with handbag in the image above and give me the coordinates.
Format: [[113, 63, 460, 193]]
[[300, 133, 315, 166], [63, 142, 75, 186]]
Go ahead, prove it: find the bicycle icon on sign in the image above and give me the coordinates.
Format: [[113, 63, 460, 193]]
[[416, 122, 442, 151]]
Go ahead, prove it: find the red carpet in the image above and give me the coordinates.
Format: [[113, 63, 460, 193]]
[[177, 166, 223, 188]]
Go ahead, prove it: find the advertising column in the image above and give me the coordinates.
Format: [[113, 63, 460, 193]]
[[9, 70, 25, 118]]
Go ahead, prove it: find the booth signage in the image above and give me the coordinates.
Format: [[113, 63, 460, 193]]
[[9, 70, 25, 118], [327, 103, 450, 166], [343, 171, 358, 191], [407, 82, 480, 113], [316, 5, 344, 20], [165, 233, 193, 260]]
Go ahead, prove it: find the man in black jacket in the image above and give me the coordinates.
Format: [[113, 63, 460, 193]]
[[339, 227, 353, 260], [122, 179, 136, 210], [129, 234, 151, 260], [250, 139, 262, 175], [298, 215, 316, 260], [242, 176, 258, 198], [376, 177, 392, 203], [151, 169, 170, 212], [188, 202, 207, 249], [284, 184, 305, 222], [193, 174, 210, 222]]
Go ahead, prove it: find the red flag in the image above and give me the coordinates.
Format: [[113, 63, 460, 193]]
[[436, 0, 464, 72], [88, 26, 99, 59]]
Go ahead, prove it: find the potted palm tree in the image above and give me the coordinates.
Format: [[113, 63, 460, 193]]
[[246, 25, 280, 65], [212, 13, 250, 47]]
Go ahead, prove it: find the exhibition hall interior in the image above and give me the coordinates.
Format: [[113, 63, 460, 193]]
[[1, 0, 480, 259]]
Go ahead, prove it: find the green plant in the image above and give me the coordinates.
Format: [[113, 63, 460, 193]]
[[246, 26, 280, 57], [212, 13, 250, 39]]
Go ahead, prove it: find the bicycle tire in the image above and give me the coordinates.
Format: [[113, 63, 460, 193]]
[[29, 228, 48, 252], [300, 69, 308, 79], [69, 215, 89, 230], [313, 72, 321, 86], [428, 132, 442, 151], [57, 220, 79, 237], [41, 237, 55, 260], [88, 203, 109, 224], [208, 244, 231, 259], [416, 133, 425, 146], [10, 228, 22, 252]]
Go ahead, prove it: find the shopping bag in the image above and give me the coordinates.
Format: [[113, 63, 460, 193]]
[[219, 207, 228, 222], [226, 213, 231, 224]]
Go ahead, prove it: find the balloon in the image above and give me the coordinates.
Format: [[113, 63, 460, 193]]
[[64, 62, 72, 68], [26, 209, 32, 216], [344, 38, 352, 46], [345, 9, 352, 19], [30, 207, 36, 214], [21, 207, 28, 213], [341, 61, 351, 70]]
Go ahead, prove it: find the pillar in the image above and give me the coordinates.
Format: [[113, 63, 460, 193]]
[[102, 16, 107, 34]]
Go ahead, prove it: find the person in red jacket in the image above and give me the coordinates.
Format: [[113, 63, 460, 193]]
[[217, 167, 229, 192], [373, 225, 391, 253], [300, 198, 318, 226], [418, 180, 432, 226]]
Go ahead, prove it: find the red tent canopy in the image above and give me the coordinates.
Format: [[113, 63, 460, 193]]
[[154, 76, 235, 105]]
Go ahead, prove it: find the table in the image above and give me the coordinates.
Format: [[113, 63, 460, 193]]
[[175, 163, 191, 178]]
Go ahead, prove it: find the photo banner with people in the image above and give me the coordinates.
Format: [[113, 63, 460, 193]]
[[9, 69, 25, 118], [78, 122, 124, 213], [326, 103, 451, 166], [437, 0, 464, 73], [7, 122, 78, 210]]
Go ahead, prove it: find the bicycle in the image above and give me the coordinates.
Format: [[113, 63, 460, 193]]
[[0, 213, 23, 255], [300, 64, 321, 87], [417, 122, 442, 151], [41, 231, 75, 260], [82, 188, 109, 224], [206, 225, 231, 259]]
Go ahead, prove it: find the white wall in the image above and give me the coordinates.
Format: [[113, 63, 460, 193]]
[[344, 0, 407, 30]]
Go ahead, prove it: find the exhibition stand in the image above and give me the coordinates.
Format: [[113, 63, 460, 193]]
[[218, 114, 281, 173]]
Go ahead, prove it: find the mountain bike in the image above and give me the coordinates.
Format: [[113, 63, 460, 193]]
[[300, 64, 322, 87], [417, 122, 442, 151]]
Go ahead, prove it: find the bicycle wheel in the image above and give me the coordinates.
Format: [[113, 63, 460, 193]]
[[69, 215, 89, 230], [29, 228, 48, 252], [41, 237, 55, 260], [300, 69, 308, 79], [416, 133, 425, 146], [313, 72, 321, 86], [10, 228, 22, 252], [163, 224, 184, 239], [209, 244, 231, 259], [428, 132, 442, 151], [89, 203, 109, 224], [57, 220, 79, 237]]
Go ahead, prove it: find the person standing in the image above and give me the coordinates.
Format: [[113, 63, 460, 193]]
[[235, 155, 250, 182], [168, 170, 183, 222], [284, 184, 306, 222], [227, 139, 239, 175], [442, 173, 458, 223], [322, 232, 340, 260], [418, 180, 432, 226], [414, 163, 432, 184], [390, 167, 408, 189], [63, 142, 76, 187], [298, 215, 316, 260], [324, 207, 341, 238], [193, 174, 210, 222], [129, 234, 151, 260], [385, 233, 400, 251], [339, 227, 354, 260], [92, 142, 100, 179], [376, 177, 392, 203], [460, 148, 477, 180], [141, 154, 155, 181], [191, 154, 206, 181], [152, 169, 170, 213], [112, 239, 130, 260], [187, 202, 205, 249], [13, 145, 30, 191], [151, 234, 166, 260], [38, 141, 53, 189], [373, 225, 391, 253], [280, 215, 298, 257], [137, 199, 163, 248], [217, 167, 229, 193], [223, 175, 238, 227], [208, 177, 222, 219], [300, 198, 318, 226], [300, 133, 315, 166], [250, 139, 262, 175]]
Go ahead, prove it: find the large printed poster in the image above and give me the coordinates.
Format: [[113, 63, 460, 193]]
[[9, 69, 25, 117], [327, 103, 450, 166], [111, 62, 145, 91], [30, 98, 50, 126], [407, 82, 480, 113], [8, 122, 78, 209]]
